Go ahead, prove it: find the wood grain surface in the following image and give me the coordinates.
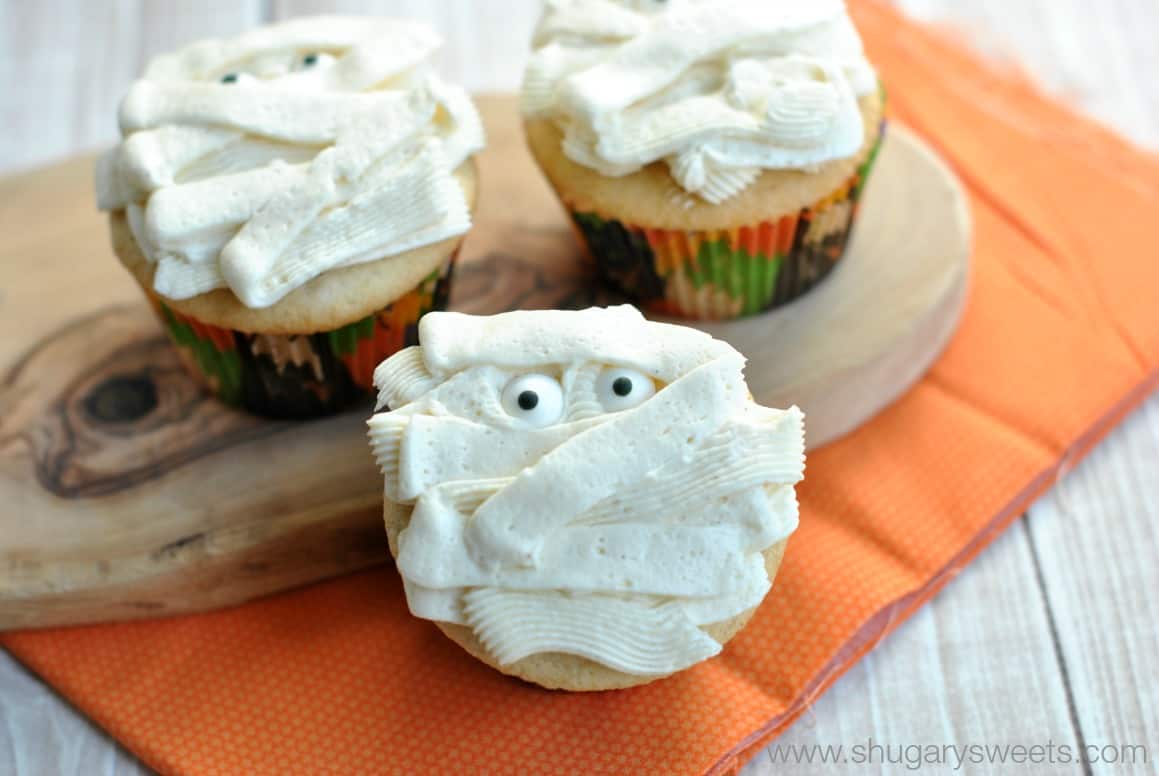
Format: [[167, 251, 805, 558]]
[[0, 1, 1156, 775], [0, 100, 968, 629]]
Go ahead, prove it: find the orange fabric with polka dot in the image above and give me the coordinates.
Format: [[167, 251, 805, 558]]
[[6, 2, 1159, 773]]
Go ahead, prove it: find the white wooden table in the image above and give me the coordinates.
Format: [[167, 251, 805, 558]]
[[1, 2, 1157, 774]]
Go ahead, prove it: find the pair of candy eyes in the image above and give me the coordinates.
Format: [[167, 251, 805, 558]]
[[219, 52, 326, 84], [500, 368, 657, 427]]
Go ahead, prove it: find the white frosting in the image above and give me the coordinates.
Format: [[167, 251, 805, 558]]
[[96, 17, 485, 308], [522, 0, 876, 203], [367, 305, 805, 676]]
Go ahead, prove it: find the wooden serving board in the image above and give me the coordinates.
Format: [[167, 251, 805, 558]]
[[0, 97, 969, 630]]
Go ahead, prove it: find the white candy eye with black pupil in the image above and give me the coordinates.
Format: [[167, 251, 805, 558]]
[[220, 72, 256, 84], [298, 52, 335, 70], [501, 374, 564, 427], [596, 367, 656, 412]]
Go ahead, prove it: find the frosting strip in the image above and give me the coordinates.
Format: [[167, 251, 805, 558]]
[[464, 589, 722, 674], [465, 354, 748, 567]]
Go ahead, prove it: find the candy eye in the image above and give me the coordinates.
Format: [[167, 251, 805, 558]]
[[298, 52, 335, 70], [501, 374, 564, 427], [596, 367, 655, 412], [219, 72, 255, 85]]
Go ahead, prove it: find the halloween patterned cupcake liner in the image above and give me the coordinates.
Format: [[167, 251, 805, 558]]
[[570, 123, 887, 321], [148, 257, 455, 419]]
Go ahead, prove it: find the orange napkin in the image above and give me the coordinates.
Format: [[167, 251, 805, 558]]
[[6, 2, 1159, 774]]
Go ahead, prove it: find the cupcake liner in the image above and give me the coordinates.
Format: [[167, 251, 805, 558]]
[[570, 123, 887, 321], [148, 256, 456, 418]]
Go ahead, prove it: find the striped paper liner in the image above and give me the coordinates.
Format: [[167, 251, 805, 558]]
[[147, 257, 455, 419], [570, 123, 886, 321]]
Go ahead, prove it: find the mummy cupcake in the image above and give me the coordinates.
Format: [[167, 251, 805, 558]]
[[523, 0, 884, 320], [96, 17, 484, 417], [367, 305, 805, 690]]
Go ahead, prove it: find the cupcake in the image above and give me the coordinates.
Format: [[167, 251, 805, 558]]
[[96, 17, 485, 417], [522, 1, 883, 320], [367, 305, 805, 690]]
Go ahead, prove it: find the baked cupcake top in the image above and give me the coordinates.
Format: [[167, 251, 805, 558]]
[[522, 0, 876, 203], [368, 305, 805, 676], [96, 17, 484, 309]]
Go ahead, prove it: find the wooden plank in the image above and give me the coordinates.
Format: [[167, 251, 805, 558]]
[[0, 0, 264, 175], [946, 1, 1159, 772], [0, 0, 1156, 773], [1, 0, 95, 174], [1027, 395, 1159, 775], [893, 0, 1159, 150], [0, 650, 146, 776], [744, 523, 1083, 774]]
